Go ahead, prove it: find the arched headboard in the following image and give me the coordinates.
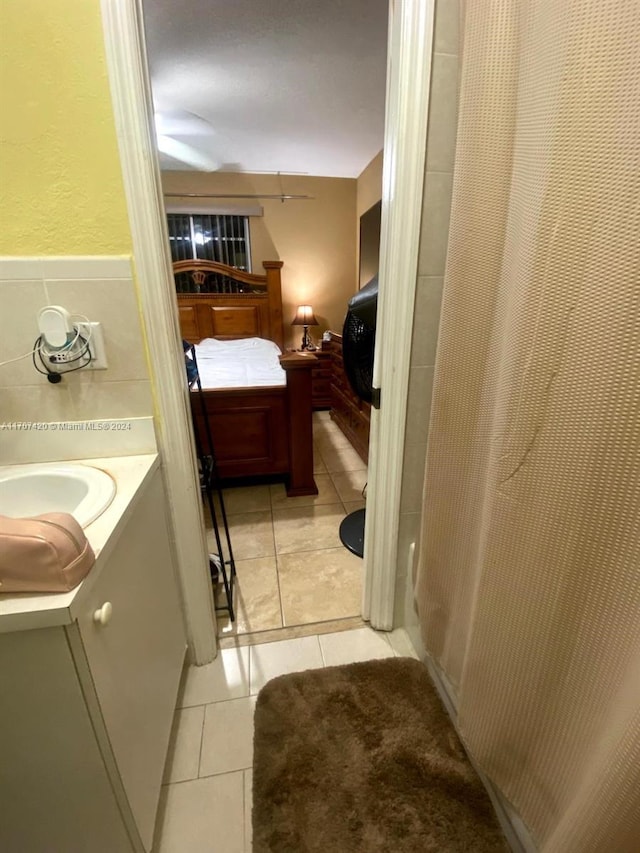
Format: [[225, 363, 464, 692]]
[[173, 259, 284, 350]]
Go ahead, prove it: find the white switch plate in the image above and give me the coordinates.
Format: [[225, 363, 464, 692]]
[[76, 321, 108, 369]]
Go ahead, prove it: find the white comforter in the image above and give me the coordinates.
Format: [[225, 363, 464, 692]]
[[194, 337, 286, 389]]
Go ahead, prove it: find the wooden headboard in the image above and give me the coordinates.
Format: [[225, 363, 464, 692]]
[[173, 259, 284, 349]]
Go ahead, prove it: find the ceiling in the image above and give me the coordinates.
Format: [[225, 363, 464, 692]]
[[143, 0, 388, 178]]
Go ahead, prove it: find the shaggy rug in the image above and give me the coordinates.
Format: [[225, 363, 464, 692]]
[[252, 657, 507, 853]]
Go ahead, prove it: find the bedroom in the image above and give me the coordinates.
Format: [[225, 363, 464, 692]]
[[142, 0, 388, 640]]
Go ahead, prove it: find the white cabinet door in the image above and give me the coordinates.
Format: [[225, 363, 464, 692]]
[[0, 627, 134, 853], [77, 470, 187, 851]]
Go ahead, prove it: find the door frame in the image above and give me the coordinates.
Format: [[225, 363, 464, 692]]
[[364, 0, 434, 628], [101, 0, 217, 664], [100, 0, 434, 652]]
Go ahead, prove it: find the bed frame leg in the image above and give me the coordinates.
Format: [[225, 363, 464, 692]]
[[280, 352, 318, 497]]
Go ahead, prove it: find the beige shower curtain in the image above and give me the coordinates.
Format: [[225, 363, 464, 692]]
[[414, 1, 640, 851]]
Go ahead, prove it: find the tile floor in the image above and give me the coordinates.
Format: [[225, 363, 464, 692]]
[[154, 626, 419, 853], [208, 411, 368, 638]]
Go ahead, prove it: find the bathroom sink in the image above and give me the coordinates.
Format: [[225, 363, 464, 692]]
[[0, 463, 116, 527]]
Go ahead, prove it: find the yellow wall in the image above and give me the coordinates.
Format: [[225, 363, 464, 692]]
[[0, 0, 131, 255], [162, 171, 357, 348]]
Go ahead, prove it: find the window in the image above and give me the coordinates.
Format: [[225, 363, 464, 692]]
[[166, 213, 251, 271]]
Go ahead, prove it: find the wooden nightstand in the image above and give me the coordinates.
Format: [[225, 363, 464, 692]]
[[309, 349, 332, 409]]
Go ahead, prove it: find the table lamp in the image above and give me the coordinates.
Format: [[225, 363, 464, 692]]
[[291, 304, 319, 350]]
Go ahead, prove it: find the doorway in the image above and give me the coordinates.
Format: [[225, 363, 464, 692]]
[[100, 0, 434, 659]]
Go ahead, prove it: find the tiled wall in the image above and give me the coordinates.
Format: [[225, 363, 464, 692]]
[[394, 0, 461, 646], [0, 256, 155, 461]]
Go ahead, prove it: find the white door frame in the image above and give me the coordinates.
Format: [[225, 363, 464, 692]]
[[364, 0, 435, 629], [101, 0, 217, 664], [99, 0, 434, 652]]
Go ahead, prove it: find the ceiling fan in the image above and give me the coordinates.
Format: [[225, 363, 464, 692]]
[[153, 109, 219, 171]]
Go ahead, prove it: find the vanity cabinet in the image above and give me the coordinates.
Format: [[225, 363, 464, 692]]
[[0, 469, 187, 853]]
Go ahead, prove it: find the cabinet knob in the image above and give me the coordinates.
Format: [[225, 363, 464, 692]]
[[93, 601, 113, 626]]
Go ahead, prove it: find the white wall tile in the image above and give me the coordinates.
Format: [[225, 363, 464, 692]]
[[387, 627, 422, 660], [411, 276, 444, 366], [0, 258, 43, 281], [0, 280, 49, 387], [394, 512, 421, 627], [41, 256, 132, 279], [417, 171, 454, 277], [426, 53, 460, 173], [67, 379, 154, 419], [0, 416, 156, 464], [404, 367, 435, 446], [43, 279, 148, 382], [434, 0, 460, 55], [400, 443, 427, 514], [0, 383, 75, 423]]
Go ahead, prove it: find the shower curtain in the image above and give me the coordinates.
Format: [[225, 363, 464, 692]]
[[414, 1, 640, 851]]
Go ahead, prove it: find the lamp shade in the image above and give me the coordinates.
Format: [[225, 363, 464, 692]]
[[291, 304, 318, 326]]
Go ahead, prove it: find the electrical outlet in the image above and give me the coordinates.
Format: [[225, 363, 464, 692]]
[[76, 322, 108, 370]]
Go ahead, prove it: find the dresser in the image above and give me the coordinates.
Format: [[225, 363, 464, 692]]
[[310, 349, 332, 408], [324, 332, 371, 463]]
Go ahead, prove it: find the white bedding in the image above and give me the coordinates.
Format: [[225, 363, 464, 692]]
[[193, 337, 286, 389]]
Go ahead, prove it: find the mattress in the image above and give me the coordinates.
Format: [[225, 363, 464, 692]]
[[193, 337, 286, 389]]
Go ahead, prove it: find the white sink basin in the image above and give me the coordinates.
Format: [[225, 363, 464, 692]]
[[0, 463, 116, 528]]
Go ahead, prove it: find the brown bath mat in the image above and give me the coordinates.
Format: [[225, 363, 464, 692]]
[[252, 657, 507, 852]]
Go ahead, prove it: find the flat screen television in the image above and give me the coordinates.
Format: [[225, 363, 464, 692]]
[[359, 200, 382, 289]]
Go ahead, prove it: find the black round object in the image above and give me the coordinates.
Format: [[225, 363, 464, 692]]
[[342, 312, 375, 403], [339, 508, 366, 558]]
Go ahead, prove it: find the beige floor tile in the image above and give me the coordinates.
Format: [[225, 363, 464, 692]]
[[216, 557, 282, 637], [249, 635, 324, 694], [277, 547, 363, 626], [222, 484, 272, 515], [330, 469, 368, 503], [199, 696, 257, 777], [313, 423, 352, 450], [226, 510, 275, 560], [313, 410, 331, 422], [218, 616, 367, 649], [313, 445, 328, 473], [269, 473, 340, 509], [177, 646, 250, 707], [343, 499, 366, 513], [244, 770, 253, 853], [155, 773, 244, 853], [319, 626, 395, 667], [272, 503, 345, 554], [320, 442, 367, 473], [163, 706, 205, 784]]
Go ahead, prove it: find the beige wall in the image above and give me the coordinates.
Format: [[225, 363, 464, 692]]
[[161, 171, 357, 349], [395, 0, 460, 647], [355, 150, 384, 285], [356, 150, 384, 219]]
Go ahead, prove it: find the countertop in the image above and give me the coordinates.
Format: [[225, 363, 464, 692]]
[[0, 454, 160, 633]]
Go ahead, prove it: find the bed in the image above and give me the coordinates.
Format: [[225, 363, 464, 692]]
[[174, 258, 317, 497]]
